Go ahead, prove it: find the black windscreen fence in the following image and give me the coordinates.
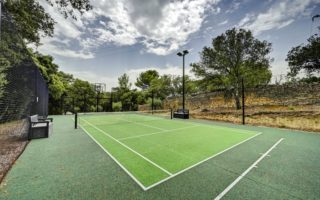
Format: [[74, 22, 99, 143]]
[[0, 8, 49, 139]]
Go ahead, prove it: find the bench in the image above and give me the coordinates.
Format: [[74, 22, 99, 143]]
[[173, 109, 189, 119], [28, 115, 53, 140]]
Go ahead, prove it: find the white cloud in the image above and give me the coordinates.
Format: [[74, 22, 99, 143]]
[[37, 0, 94, 59], [226, 1, 241, 14], [238, 0, 317, 35], [218, 20, 228, 26], [36, 38, 94, 59], [70, 70, 118, 91], [39, 0, 221, 58]]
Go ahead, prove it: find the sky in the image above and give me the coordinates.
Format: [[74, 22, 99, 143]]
[[36, 0, 320, 91]]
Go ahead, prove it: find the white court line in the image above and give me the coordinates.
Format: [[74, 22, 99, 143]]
[[173, 119, 257, 135], [79, 124, 149, 191], [214, 138, 284, 200], [144, 132, 262, 190], [81, 118, 173, 176], [118, 125, 200, 141], [119, 118, 167, 131], [78, 116, 263, 191]]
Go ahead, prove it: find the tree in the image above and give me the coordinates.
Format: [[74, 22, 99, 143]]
[[32, 51, 66, 100], [116, 73, 134, 111], [149, 75, 173, 100], [191, 28, 272, 109], [171, 75, 198, 96], [45, 0, 92, 19], [135, 70, 159, 89], [68, 79, 96, 112], [286, 34, 320, 77], [118, 73, 131, 92], [3, 0, 92, 45], [0, 58, 9, 98]]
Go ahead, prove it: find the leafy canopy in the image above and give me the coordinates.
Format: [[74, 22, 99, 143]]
[[286, 34, 320, 77], [191, 28, 272, 108], [3, 0, 92, 45], [135, 70, 159, 89]]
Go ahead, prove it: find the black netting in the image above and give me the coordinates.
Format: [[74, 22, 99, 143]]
[[0, 8, 49, 139]]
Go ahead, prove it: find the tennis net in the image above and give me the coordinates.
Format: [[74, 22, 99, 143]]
[[74, 109, 173, 129]]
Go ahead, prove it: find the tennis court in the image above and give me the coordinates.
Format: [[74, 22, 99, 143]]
[[77, 111, 261, 190], [2, 115, 320, 199]]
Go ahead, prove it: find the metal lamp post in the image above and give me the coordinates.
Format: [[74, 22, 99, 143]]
[[177, 50, 189, 111]]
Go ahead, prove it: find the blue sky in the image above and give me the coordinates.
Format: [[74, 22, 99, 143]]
[[36, 0, 320, 90]]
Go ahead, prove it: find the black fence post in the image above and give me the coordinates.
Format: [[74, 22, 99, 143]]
[[151, 90, 154, 114], [170, 108, 173, 119], [84, 96, 87, 113], [110, 94, 113, 112], [75, 112, 78, 129], [72, 97, 75, 113], [60, 96, 64, 115], [242, 78, 245, 125], [96, 95, 99, 112]]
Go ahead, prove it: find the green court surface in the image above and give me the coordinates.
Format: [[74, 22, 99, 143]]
[[0, 114, 320, 200], [78, 112, 259, 189]]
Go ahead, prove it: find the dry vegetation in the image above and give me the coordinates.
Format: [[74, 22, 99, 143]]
[[164, 84, 320, 133], [191, 105, 320, 132], [0, 120, 29, 183]]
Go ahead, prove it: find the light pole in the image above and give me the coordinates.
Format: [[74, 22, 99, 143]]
[[177, 50, 189, 111]]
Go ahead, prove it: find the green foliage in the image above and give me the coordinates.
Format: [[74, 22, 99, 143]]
[[48, 74, 65, 99], [68, 79, 96, 112], [31, 51, 68, 100], [149, 75, 173, 99], [191, 28, 272, 109], [45, 0, 92, 19], [118, 73, 131, 92], [171, 75, 198, 96], [112, 102, 122, 112], [0, 0, 92, 114], [4, 0, 92, 45], [135, 70, 159, 89], [4, 0, 55, 45], [113, 73, 140, 111], [286, 34, 320, 77], [146, 98, 162, 109], [0, 58, 10, 98], [136, 91, 147, 105], [298, 76, 320, 83]]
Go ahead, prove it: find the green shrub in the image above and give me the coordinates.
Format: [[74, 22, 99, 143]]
[[147, 98, 162, 109], [112, 102, 122, 112]]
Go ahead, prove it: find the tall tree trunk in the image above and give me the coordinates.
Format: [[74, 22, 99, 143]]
[[234, 94, 241, 110]]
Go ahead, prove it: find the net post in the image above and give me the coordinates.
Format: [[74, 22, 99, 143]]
[[75, 112, 78, 129], [170, 108, 173, 119]]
